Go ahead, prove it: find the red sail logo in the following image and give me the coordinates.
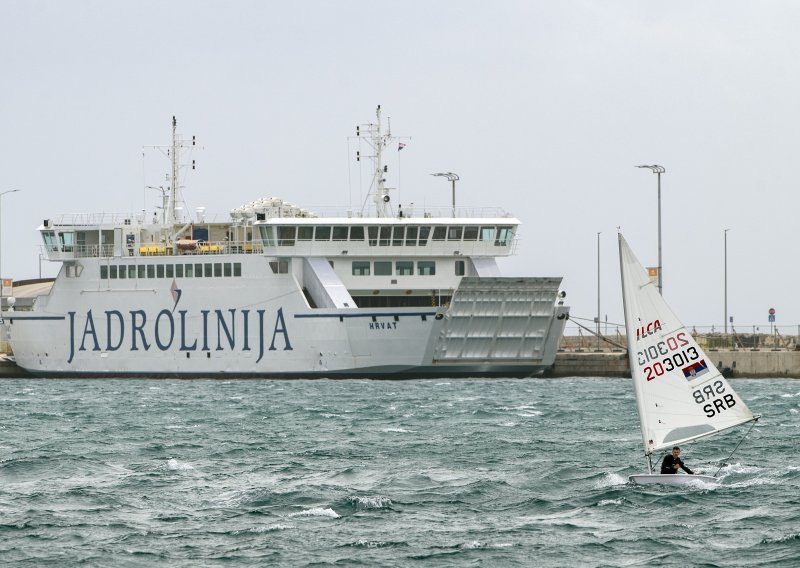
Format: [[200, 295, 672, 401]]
[[636, 319, 662, 341]]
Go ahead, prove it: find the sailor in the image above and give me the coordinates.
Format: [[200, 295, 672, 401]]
[[660, 446, 694, 475]]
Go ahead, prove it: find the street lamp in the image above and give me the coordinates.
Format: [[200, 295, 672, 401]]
[[636, 165, 665, 295], [0, 189, 21, 298], [724, 228, 730, 335], [431, 172, 459, 217], [596, 231, 601, 350]]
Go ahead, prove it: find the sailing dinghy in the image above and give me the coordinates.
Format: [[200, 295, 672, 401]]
[[619, 234, 759, 486]]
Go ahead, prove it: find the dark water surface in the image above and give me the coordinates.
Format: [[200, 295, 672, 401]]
[[0, 378, 797, 567]]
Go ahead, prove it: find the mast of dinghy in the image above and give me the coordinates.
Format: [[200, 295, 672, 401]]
[[619, 233, 653, 473]]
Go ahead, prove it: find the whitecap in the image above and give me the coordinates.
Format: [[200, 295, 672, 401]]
[[166, 458, 194, 471], [460, 541, 483, 549], [593, 472, 627, 488], [499, 422, 517, 427], [288, 507, 340, 518], [382, 427, 410, 433], [435, 382, 451, 386], [598, 498, 624, 506], [249, 524, 293, 532], [348, 495, 391, 509]]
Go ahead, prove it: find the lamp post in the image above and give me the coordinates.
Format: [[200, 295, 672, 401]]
[[636, 165, 665, 295], [0, 189, 21, 298], [431, 172, 459, 217], [596, 231, 601, 350], [724, 228, 730, 335]]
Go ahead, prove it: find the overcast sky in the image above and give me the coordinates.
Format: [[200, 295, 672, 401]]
[[2, 1, 799, 333]]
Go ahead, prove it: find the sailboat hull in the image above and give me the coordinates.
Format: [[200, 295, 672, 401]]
[[630, 474, 718, 486]]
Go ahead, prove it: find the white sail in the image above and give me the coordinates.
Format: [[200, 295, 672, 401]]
[[619, 234, 755, 456]]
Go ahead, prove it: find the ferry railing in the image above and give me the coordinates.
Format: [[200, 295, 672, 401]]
[[42, 241, 265, 260]]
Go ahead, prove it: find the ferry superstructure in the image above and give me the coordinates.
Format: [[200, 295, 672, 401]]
[[3, 109, 569, 378]]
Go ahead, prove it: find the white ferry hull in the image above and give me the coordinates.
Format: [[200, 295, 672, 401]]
[[5, 258, 568, 379]]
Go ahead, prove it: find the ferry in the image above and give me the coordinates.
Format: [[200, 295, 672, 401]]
[[2, 108, 569, 378]]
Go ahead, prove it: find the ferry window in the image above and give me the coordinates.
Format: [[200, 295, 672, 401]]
[[128, 265, 136, 279], [195, 263, 203, 277], [176, 264, 184, 278], [418, 226, 431, 246], [76, 232, 86, 252], [233, 263, 242, 276], [259, 225, 275, 247], [447, 227, 463, 241], [455, 260, 466, 276], [374, 261, 392, 276], [224, 263, 232, 277], [147, 265, 155, 279], [157, 265, 165, 278], [352, 261, 370, 276], [59, 232, 75, 252], [297, 226, 314, 241], [137, 265, 146, 279], [495, 226, 514, 246], [405, 226, 418, 246], [67, 264, 82, 278], [314, 226, 331, 241], [392, 226, 405, 246], [119, 265, 126, 279], [396, 261, 413, 275], [100, 265, 108, 279], [432, 227, 446, 241], [269, 260, 289, 274], [464, 226, 479, 241], [418, 261, 436, 275], [379, 226, 391, 246], [42, 231, 58, 252], [110, 265, 118, 279], [204, 263, 213, 277], [214, 263, 222, 277], [277, 226, 296, 246], [332, 226, 348, 241], [166, 264, 174, 278], [350, 226, 365, 241], [480, 227, 496, 242], [186, 264, 194, 277], [367, 226, 378, 246]]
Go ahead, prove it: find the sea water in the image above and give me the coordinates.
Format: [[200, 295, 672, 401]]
[[0, 378, 797, 567]]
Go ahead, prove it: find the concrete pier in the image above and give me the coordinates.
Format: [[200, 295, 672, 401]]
[[552, 334, 800, 378]]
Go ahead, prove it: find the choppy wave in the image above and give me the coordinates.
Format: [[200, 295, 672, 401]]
[[0, 378, 796, 566]]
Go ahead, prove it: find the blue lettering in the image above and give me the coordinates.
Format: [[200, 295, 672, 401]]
[[80, 310, 100, 352], [106, 310, 124, 351], [67, 311, 76, 363], [215, 309, 236, 351], [201, 310, 210, 351], [130, 310, 150, 351], [155, 309, 175, 351], [256, 309, 266, 363], [241, 310, 250, 351], [179, 310, 197, 351], [269, 307, 293, 351]]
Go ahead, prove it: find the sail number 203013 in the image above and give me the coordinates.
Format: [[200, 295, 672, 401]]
[[638, 332, 699, 381]]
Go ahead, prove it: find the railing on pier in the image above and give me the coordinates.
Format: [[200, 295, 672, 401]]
[[560, 317, 800, 352]]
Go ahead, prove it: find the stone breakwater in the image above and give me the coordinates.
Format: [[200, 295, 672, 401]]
[[552, 345, 800, 378]]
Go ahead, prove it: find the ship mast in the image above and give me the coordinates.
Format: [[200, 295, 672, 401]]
[[357, 105, 394, 217], [169, 116, 179, 224], [147, 116, 197, 226]]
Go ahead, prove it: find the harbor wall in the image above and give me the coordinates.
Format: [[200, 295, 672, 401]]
[[550, 350, 800, 378]]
